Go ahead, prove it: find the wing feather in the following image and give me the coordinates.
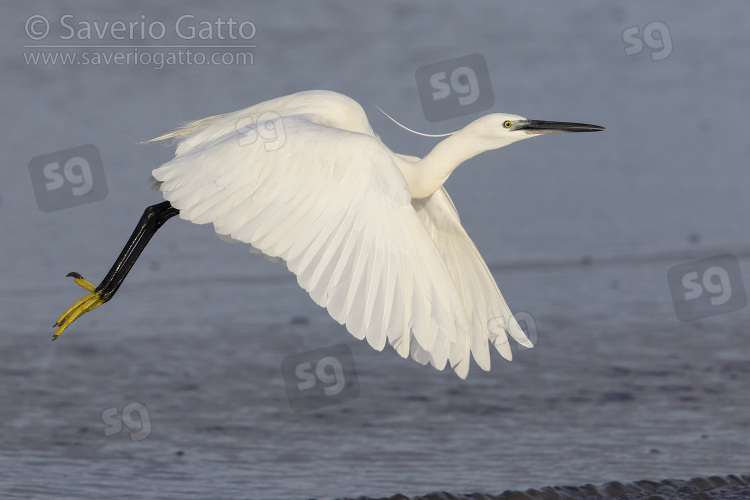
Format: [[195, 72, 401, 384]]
[[412, 187, 534, 373], [152, 112, 475, 375]]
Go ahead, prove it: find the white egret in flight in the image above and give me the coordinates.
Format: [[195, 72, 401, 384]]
[[53, 90, 603, 378]]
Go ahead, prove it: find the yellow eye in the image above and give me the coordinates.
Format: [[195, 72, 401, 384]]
[[503, 120, 512, 129]]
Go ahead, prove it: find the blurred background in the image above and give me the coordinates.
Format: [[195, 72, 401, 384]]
[[2, 1, 748, 498]]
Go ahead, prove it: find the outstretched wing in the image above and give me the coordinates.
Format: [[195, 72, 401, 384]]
[[411, 187, 534, 371], [152, 103, 481, 376]]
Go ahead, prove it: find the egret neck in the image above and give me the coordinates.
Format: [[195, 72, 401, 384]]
[[395, 120, 519, 199]]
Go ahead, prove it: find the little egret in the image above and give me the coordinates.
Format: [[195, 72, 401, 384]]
[[53, 90, 603, 378]]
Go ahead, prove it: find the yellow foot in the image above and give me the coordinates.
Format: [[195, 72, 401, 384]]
[[52, 272, 105, 340]]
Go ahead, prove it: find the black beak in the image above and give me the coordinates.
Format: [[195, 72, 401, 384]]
[[516, 120, 605, 134]]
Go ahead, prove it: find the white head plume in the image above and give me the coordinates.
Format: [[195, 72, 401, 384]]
[[376, 106, 456, 138]]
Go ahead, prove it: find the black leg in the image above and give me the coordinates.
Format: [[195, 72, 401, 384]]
[[53, 201, 179, 338], [94, 201, 179, 302]]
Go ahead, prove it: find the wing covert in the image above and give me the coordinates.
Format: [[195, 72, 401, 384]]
[[152, 115, 477, 375]]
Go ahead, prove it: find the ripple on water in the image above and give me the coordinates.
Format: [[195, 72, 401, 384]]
[[337, 474, 750, 500]]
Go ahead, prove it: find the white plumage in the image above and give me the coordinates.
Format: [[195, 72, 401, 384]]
[[148, 90, 603, 377]]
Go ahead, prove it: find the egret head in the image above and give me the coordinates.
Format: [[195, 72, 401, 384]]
[[462, 113, 605, 150], [381, 107, 605, 198]]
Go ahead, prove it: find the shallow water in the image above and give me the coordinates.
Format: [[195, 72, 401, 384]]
[[2, 261, 748, 498], [2, 1, 750, 498], [349, 476, 750, 500]]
